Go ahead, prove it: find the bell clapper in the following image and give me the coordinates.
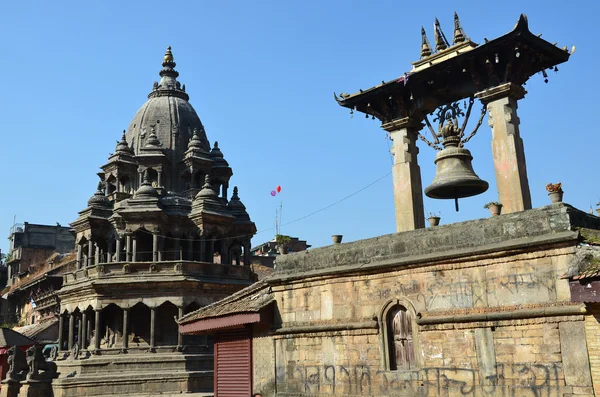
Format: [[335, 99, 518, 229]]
[[455, 197, 459, 212]]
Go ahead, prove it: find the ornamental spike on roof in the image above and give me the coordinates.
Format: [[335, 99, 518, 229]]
[[335, 14, 572, 123]]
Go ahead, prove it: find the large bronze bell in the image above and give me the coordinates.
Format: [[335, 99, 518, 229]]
[[424, 112, 488, 200], [424, 146, 488, 199]]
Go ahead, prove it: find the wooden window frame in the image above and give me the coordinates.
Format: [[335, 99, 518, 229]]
[[378, 298, 421, 371]]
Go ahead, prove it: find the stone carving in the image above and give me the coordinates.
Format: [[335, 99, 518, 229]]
[[6, 346, 28, 381], [26, 345, 57, 380], [149, 264, 157, 272], [123, 264, 130, 274], [71, 343, 79, 360], [49, 345, 58, 361]]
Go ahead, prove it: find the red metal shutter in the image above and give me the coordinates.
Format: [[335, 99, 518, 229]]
[[215, 328, 252, 397]]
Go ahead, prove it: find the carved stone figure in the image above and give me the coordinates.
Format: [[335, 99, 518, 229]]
[[71, 343, 79, 360], [49, 345, 58, 361], [6, 346, 28, 381], [25, 345, 57, 380]]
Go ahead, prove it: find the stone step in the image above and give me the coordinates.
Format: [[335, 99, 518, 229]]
[[55, 352, 212, 376], [53, 370, 212, 397]]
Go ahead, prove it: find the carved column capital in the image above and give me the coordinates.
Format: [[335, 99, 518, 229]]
[[475, 82, 526, 104]]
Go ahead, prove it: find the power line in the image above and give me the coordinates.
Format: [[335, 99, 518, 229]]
[[132, 171, 392, 243]]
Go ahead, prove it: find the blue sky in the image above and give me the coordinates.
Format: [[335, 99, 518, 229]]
[[0, 0, 596, 254]]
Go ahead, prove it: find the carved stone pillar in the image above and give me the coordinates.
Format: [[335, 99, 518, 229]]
[[115, 237, 122, 262], [187, 238, 194, 261], [175, 238, 181, 261], [382, 117, 425, 232], [244, 242, 251, 266], [126, 235, 132, 262], [77, 316, 82, 349], [157, 236, 163, 262], [94, 309, 101, 351], [199, 238, 206, 262], [122, 308, 129, 350], [58, 314, 65, 351], [107, 240, 113, 264], [150, 307, 156, 349], [94, 243, 100, 265], [177, 306, 183, 347], [68, 313, 74, 351], [87, 241, 94, 267], [152, 233, 158, 262], [76, 244, 83, 269], [81, 311, 87, 349], [132, 235, 137, 262], [157, 170, 162, 188], [476, 83, 531, 213]]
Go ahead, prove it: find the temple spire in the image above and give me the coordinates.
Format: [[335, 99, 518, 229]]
[[452, 12, 467, 44], [434, 18, 449, 51], [420, 26, 432, 58]]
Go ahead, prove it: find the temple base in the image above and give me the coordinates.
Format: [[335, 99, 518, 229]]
[[52, 351, 212, 397]]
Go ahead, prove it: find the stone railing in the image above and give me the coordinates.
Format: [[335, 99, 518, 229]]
[[64, 260, 253, 284]]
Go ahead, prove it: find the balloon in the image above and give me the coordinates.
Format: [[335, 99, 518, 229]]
[[270, 190, 276, 196], [276, 185, 281, 193]]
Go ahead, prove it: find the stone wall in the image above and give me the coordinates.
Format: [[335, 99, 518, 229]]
[[254, 326, 276, 396], [261, 205, 600, 397]]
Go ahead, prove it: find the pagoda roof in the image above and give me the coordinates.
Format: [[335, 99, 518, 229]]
[[335, 14, 571, 121]]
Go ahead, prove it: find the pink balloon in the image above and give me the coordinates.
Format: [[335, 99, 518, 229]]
[[276, 185, 281, 193], [270, 190, 276, 196]]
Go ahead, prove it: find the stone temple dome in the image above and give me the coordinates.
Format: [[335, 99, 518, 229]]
[[126, 46, 211, 162]]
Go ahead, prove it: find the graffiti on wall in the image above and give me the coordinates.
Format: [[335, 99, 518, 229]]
[[279, 362, 564, 397]]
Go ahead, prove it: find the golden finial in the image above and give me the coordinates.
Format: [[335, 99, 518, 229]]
[[164, 46, 174, 63]]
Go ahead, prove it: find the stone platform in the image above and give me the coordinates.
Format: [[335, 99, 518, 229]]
[[52, 350, 213, 397]]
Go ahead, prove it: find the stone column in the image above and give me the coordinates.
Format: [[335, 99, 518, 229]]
[[132, 235, 137, 262], [122, 308, 129, 349], [126, 235, 132, 262], [58, 314, 65, 351], [199, 238, 206, 262], [94, 309, 101, 351], [157, 236, 163, 262], [177, 306, 184, 347], [94, 243, 100, 265], [87, 241, 94, 267], [115, 176, 120, 193], [115, 237, 122, 262], [475, 83, 531, 213], [187, 238, 194, 261], [77, 316, 82, 348], [152, 233, 158, 262], [157, 170, 162, 188], [81, 311, 87, 349], [150, 307, 156, 349], [244, 242, 251, 266], [107, 241, 113, 263], [68, 313, 74, 350], [382, 117, 425, 232], [175, 238, 181, 261], [76, 244, 83, 269]]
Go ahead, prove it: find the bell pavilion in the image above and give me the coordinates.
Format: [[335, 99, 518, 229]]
[[52, 47, 257, 396]]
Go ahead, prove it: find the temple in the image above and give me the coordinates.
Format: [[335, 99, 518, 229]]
[[51, 47, 257, 396]]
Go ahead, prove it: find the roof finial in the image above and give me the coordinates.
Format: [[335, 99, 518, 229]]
[[232, 186, 239, 199], [434, 18, 449, 51], [453, 12, 467, 44], [420, 26, 432, 58], [163, 46, 174, 64], [115, 130, 132, 154]]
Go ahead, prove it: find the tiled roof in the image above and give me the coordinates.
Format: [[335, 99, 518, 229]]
[[0, 328, 34, 347], [178, 280, 272, 325]]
